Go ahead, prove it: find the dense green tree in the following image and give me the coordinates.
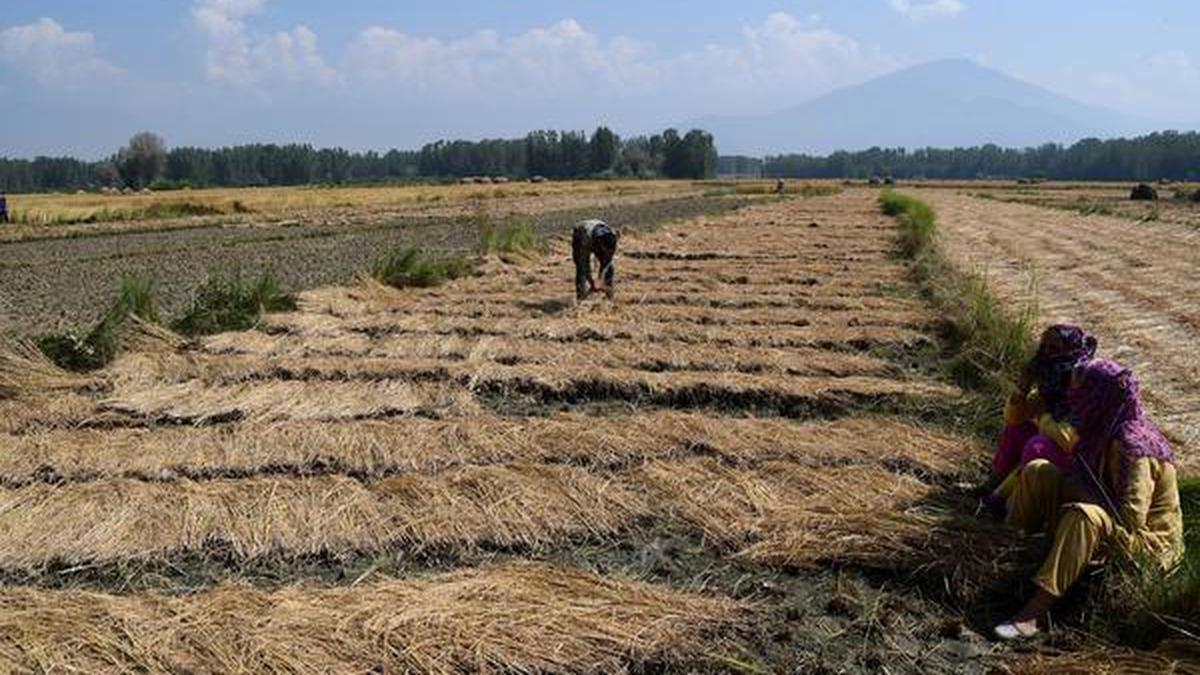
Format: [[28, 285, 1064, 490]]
[[589, 127, 619, 174], [117, 132, 168, 188], [761, 131, 1200, 181]]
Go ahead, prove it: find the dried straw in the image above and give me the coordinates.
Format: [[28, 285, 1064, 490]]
[[0, 563, 748, 674], [0, 465, 646, 567], [0, 340, 95, 399], [0, 413, 974, 487]]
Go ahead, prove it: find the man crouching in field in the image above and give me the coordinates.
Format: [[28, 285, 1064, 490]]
[[572, 219, 619, 301]]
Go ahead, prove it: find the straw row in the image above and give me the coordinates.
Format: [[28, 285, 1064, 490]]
[[0, 420, 981, 571], [100, 379, 481, 425], [0, 562, 748, 674], [0, 413, 974, 486], [0, 464, 645, 567], [96, 359, 955, 425], [329, 313, 930, 350], [317, 301, 930, 331], [312, 281, 923, 317], [199, 331, 901, 379]]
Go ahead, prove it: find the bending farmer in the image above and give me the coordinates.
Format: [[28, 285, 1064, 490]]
[[572, 219, 619, 300], [994, 359, 1185, 640]]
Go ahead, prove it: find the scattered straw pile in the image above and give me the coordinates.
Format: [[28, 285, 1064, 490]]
[[0, 340, 94, 399], [0, 563, 749, 673]]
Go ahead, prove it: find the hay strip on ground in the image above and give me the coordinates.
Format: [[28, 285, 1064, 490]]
[[100, 379, 480, 424], [0, 465, 646, 567], [0, 413, 975, 486], [0, 563, 749, 674]]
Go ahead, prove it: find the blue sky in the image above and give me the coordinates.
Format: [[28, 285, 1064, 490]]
[[2, 1, 1198, 157]]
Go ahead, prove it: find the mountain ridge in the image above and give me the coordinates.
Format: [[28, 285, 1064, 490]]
[[690, 59, 1160, 156]]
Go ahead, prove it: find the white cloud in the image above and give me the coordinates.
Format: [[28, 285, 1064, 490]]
[[344, 19, 656, 100], [0, 17, 124, 85], [192, 0, 335, 86], [342, 12, 893, 115], [889, 0, 966, 22]]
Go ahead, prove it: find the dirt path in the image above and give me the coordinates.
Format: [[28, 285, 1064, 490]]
[[920, 189, 1200, 473]]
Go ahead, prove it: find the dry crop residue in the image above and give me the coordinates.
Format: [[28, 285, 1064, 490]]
[[1, 190, 1132, 673], [921, 189, 1200, 474]]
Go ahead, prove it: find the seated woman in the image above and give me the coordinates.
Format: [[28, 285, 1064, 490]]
[[994, 359, 1185, 640], [981, 325, 1097, 516]]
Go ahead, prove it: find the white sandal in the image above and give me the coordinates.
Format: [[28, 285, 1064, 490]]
[[993, 621, 1040, 640]]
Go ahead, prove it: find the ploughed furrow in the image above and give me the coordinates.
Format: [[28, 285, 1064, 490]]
[[199, 331, 900, 378], [0, 563, 748, 674], [0, 414, 969, 487], [0, 465, 646, 567]]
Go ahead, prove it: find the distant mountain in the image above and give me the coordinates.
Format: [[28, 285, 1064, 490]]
[[692, 59, 1159, 156]]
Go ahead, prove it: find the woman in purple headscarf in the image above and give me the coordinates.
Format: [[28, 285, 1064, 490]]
[[994, 359, 1185, 640], [981, 325, 1098, 516]]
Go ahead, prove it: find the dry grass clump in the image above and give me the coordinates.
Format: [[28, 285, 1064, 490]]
[[0, 394, 99, 435], [0, 413, 972, 487], [0, 340, 96, 399], [100, 379, 480, 424], [0, 563, 748, 674], [0, 465, 646, 567], [638, 460, 937, 555], [1004, 643, 1200, 674]]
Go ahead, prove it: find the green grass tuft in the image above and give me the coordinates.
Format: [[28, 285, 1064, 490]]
[[371, 247, 475, 289], [879, 189, 937, 258], [878, 190, 1035, 405], [171, 272, 296, 337], [478, 217, 545, 257], [38, 274, 159, 371]]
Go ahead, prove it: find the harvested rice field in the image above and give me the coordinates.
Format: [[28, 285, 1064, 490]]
[[920, 189, 1200, 474], [1, 186, 1195, 673]]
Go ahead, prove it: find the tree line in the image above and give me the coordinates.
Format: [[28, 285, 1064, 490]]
[[0, 127, 717, 193], [406, 127, 716, 180], [761, 131, 1200, 181]]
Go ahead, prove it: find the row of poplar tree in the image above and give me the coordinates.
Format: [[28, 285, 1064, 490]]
[[0, 127, 718, 193]]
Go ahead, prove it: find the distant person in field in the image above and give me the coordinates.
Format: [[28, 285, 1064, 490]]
[[979, 325, 1097, 517], [993, 359, 1184, 640], [572, 219, 619, 301], [0, 194, 8, 224]]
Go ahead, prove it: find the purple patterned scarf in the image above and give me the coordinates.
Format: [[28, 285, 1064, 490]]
[[1029, 324, 1098, 420], [1067, 359, 1174, 512]]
